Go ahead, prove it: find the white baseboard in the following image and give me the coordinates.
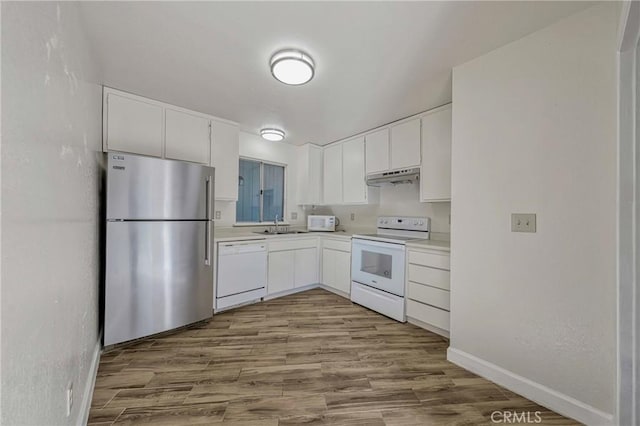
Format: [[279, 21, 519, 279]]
[[317, 284, 350, 299], [263, 283, 319, 301], [407, 316, 450, 339], [77, 333, 102, 426], [446, 347, 613, 426]]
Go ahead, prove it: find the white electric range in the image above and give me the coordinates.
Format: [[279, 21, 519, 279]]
[[351, 216, 430, 322]]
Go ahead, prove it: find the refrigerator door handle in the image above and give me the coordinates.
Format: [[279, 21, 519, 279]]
[[205, 221, 211, 266], [205, 175, 212, 266], [205, 176, 212, 220]]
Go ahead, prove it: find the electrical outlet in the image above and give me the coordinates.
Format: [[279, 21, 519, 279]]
[[350, 213, 355, 221], [66, 382, 73, 416], [511, 213, 536, 233], [291, 212, 298, 220], [215, 211, 221, 220]]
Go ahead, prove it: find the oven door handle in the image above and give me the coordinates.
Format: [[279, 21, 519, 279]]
[[352, 238, 406, 252]]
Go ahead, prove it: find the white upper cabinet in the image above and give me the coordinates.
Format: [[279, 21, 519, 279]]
[[323, 144, 343, 205], [365, 128, 389, 174], [105, 92, 164, 157], [210, 120, 239, 201], [390, 118, 421, 170], [323, 137, 377, 206], [342, 137, 367, 203], [296, 144, 323, 205], [165, 109, 210, 164], [103, 88, 240, 201], [420, 105, 452, 202]]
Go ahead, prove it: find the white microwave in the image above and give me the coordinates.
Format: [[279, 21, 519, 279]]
[[307, 215, 336, 232]]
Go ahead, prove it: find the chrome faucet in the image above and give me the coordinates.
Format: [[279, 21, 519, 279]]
[[274, 215, 280, 233]]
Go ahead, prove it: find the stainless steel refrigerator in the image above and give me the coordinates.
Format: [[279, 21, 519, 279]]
[[104, 152, 214, 346]]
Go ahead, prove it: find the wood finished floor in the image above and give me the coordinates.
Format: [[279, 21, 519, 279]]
[[89, 288, 578, 425]]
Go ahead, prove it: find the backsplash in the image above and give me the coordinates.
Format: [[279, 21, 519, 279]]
[[215, 180, 450, 236], [310, 182, 451, 234]]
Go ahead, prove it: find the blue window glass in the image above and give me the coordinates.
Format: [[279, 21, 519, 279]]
[[236, 159, 285, 223]]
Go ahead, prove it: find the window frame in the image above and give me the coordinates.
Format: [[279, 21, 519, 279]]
[[234, 156, 287, 226]]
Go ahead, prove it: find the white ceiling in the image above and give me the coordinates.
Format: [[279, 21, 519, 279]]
[[80, 1, 595, 146]]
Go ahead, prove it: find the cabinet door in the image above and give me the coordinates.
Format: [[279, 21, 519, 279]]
[[106, 93, 163, 157], [321, 248, 334, 288], [365, 128, 390, 174], [165, 109, 210, 164], [268, 250, 295, 294], [297, 144, 323, 205], [323, 144, 343, 205], [295, 248, 318, 287], [421, 106, 452, 202], [308, 145, 323, 205], [334, 250, 352, 294], [211, 121, 239, 201], [390, 118, 421, 169], [342, 137, 366, 204]]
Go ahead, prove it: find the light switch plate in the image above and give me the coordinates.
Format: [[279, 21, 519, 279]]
[[215, 211, 221, 220], [291, 212, 298, 220], [350, 213, 355, 221], [511, 213, 536, 233]]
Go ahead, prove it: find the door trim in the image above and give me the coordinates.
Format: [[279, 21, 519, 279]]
[[617, 2, 640, 425]]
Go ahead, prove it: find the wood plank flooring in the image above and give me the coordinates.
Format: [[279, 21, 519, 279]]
[[89, 288, 578, 425]]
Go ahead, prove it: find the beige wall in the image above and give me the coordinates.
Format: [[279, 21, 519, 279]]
[[1, 2, 102, 424], [450, 2, 618, 419]]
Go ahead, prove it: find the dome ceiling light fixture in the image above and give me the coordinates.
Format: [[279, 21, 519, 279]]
[[270, 49, 315, 85], [260, 128, 285, 142]]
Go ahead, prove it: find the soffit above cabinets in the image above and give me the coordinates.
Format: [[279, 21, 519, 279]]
[[80, 1, 595, 146]]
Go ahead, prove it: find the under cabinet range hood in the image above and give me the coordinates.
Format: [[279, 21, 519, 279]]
[[366, 167, 420, 186]]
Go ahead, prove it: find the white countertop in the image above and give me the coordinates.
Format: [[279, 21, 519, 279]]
[[213, 227, 364, 243], [214, 226, 451, 252], [405, 238, 451, 252]]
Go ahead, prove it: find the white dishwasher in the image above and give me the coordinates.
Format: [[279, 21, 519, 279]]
[[216, 241, 267, 310]]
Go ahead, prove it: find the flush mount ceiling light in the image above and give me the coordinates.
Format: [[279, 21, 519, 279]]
[[270, 49, 315, 85], [260, 128, 285, 142]]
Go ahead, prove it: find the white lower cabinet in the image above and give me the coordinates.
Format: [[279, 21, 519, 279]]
[[268, 250, 295, 294], [295, 247, 318, 288], [322, 246, 351, 295], [405, 247, 451, 337], [268, 239, 319, 295]]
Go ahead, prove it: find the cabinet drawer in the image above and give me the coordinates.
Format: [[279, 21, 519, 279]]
[[408, 250, 450, 270], [408, 282, 450, 311], [406, 300, 450, 331], [269, 238, 317, 252], [322, 239, 351, 252], [408, 264, 450, 290]]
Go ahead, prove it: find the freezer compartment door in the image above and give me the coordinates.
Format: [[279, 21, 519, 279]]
[[106, 152, 214, 220], [105, 221, 213, 346]]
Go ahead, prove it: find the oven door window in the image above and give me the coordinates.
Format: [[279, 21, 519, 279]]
[[361, 250, 393, 279]]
